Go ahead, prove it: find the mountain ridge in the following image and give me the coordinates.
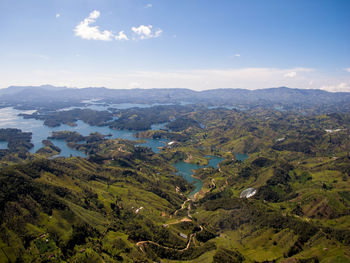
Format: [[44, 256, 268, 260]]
[[1, 85, 350, 113]]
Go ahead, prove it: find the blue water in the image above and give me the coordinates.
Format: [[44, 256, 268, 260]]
[[208, 105, 235, 110], [0, 141, 8, 149], [235, 153, 248, 161], [0, 107, 168, 158], [59, 102, 175, 112], [174, 162, 202, 195], [174, 155, 224, 196], [50, 139, 87, 158], [112, 102, 174, 109], [208, 105, 247, 111], [206, 155, 224, 167], [137, 138, 168, 153], [151, 122, 168, 130]]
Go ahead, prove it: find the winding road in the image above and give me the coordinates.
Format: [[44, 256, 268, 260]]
[[136, 198, 204, 254], [135, 160, 225, 254]]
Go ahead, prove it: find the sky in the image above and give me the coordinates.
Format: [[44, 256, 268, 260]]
[[0, 0, 350, 91]]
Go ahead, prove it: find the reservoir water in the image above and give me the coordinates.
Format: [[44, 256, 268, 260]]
[[174, 155, 224, 197], [0, 141, 8, 149], [59, 102, 175, 112], [0, 107, 167, 157], [235, 153, 248, 161]]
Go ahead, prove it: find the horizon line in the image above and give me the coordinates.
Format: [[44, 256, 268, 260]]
[[2, 85, 349, 93]]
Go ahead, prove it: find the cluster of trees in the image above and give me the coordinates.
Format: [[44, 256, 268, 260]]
[[109, 105, 196, 130], [136, 130, 188, 142], [21, 108, 113, 127], [255, 162, 297, 202], [36, 139, 61, 155], [213, 248, 244, 263], [49, 131, 107, 144], [166, 116, 202, 132], [49, 131, 85, 142], [0, 128, 33, 160]]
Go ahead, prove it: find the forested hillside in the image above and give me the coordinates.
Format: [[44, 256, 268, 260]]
[[0, 105, 350, 262]]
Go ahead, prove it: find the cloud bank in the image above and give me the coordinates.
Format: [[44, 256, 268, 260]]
[[321, 82, 350, 92]]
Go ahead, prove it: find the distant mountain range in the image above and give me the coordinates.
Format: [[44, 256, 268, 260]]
[[1, 85, 350, 112]]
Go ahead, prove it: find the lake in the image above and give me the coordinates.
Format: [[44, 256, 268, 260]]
[[0, 141, 8, 149], [235, 153, 248, 161], [174, 155, 224, 197], [0, 107, 167, 157], [58, 102, 175, 112]]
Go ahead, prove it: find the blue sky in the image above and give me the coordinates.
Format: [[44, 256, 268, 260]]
[[1, 0, 350, 91]]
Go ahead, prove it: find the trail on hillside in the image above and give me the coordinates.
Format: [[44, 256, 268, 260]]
[[136, 198, 204, 254]]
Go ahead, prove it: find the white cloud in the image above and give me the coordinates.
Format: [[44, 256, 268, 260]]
[[146, 3, 152, 8], [73, 11, 163, 42], [56, 14, 60, 18], [132, 25, 152, 38], [154, 29, 162, 38], [235, 54, 240, 57], [74, 10, 114, 41], [89, 10, 100, 19], [321, 82, 350, 92], [345, 68, 350, 73], [131, 25, 162, 39], [115, 31, 128, 41], [284, 71, 297, 78]]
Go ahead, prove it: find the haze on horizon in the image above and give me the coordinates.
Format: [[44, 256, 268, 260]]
[[1, 0, 350, 92]]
